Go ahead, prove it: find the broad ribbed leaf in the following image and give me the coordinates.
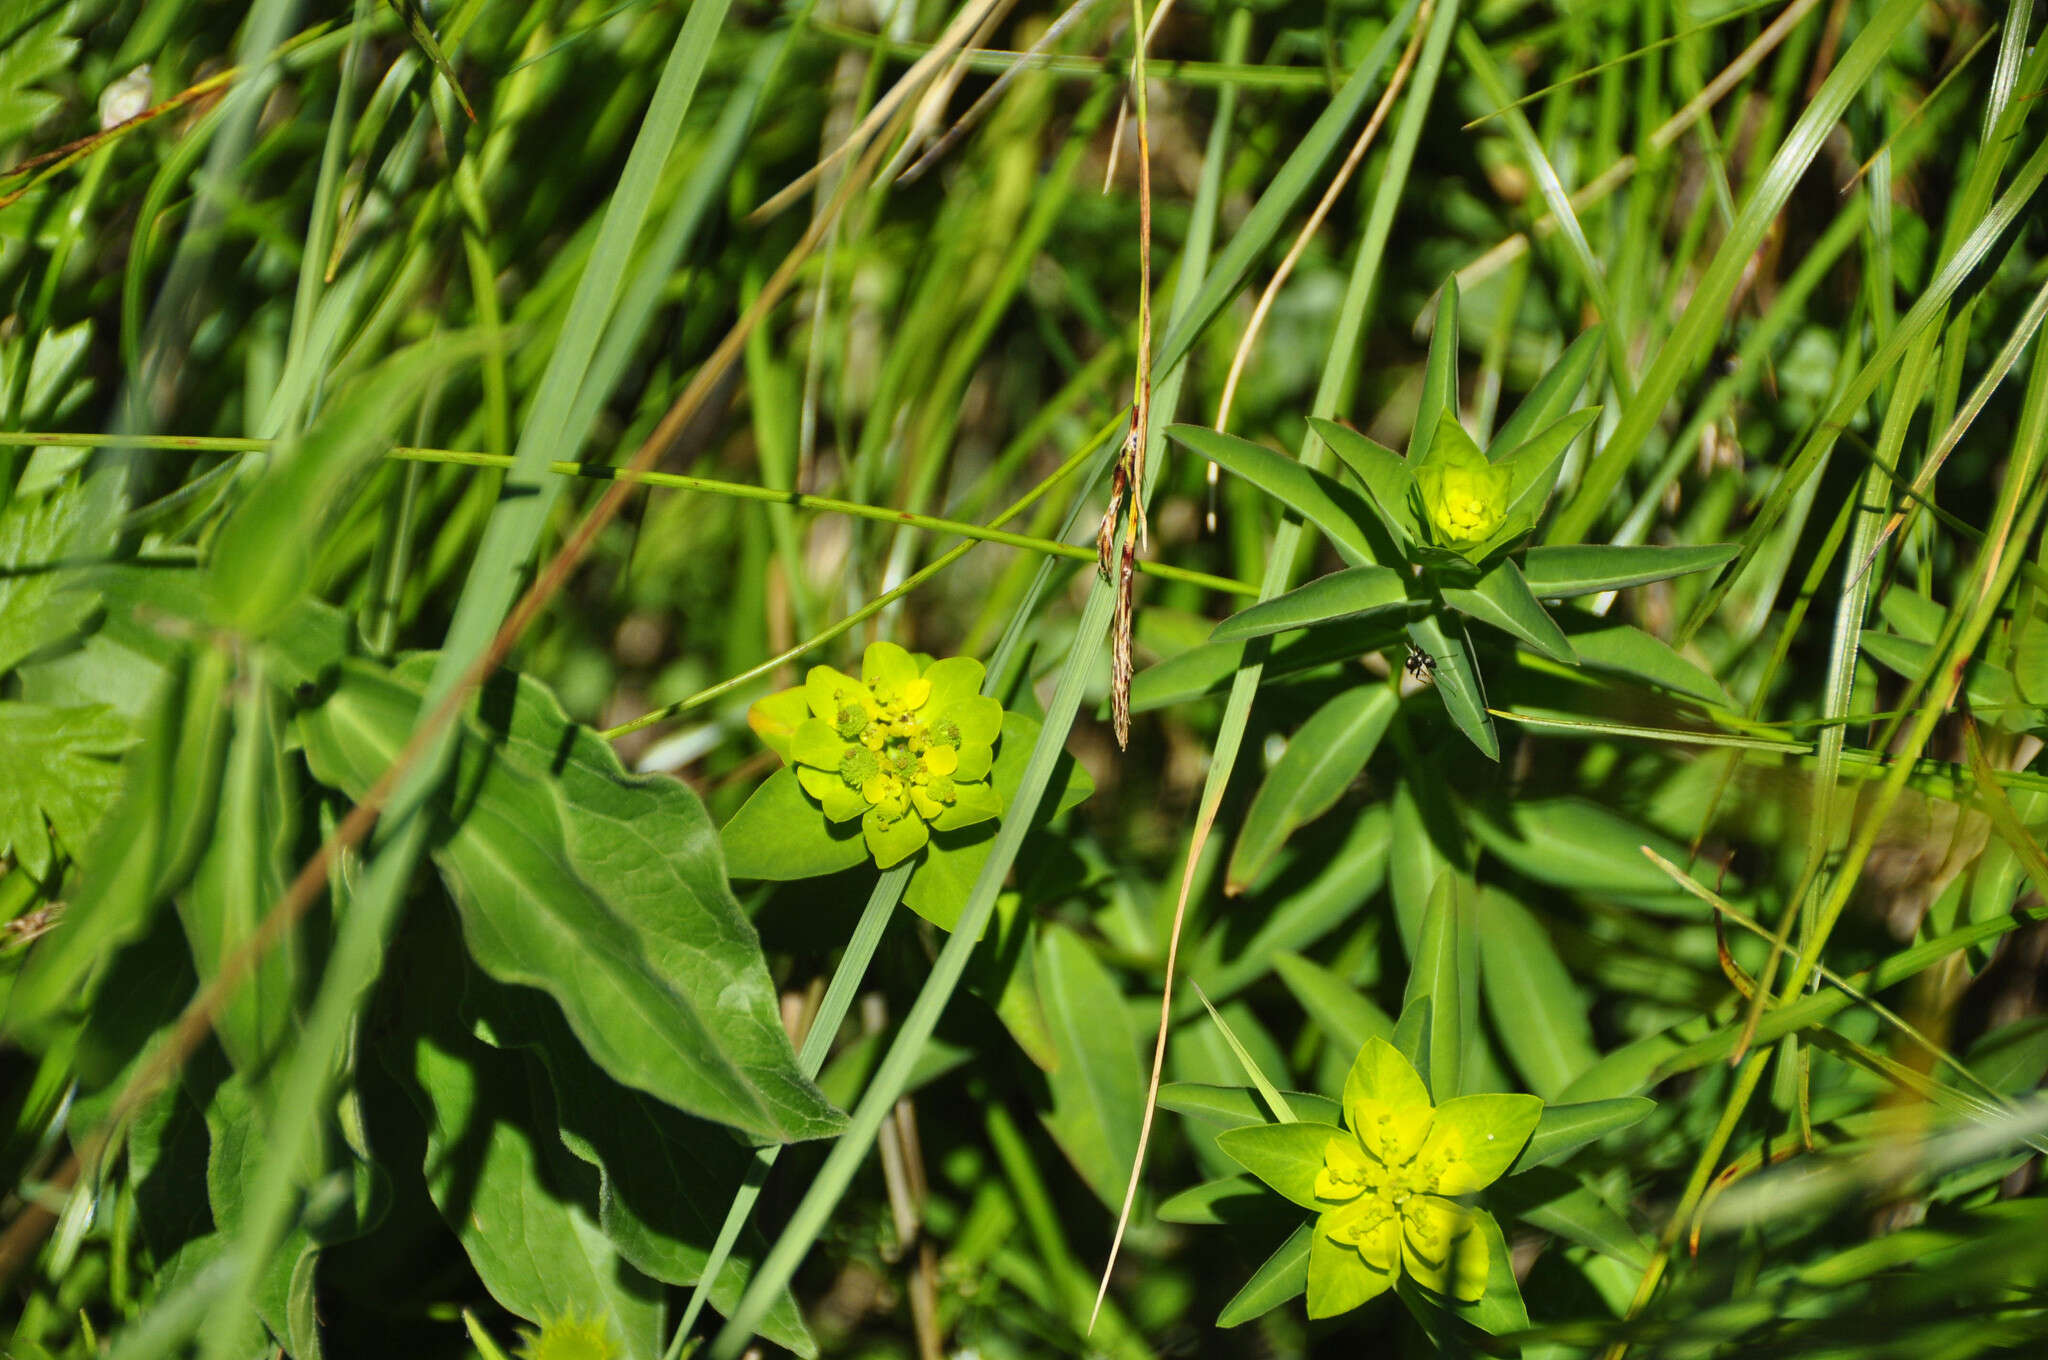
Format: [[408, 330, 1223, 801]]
[[1211, 566, 1414, 643], [472, 979, 817, 1356], [391, 967, 664, 1360], [1520, 543, 1740, 598], [297, 656, 843, 1144]]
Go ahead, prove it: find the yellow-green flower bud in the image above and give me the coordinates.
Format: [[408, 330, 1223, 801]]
[[1417, 456, 1511, 549], [834, 704, 869, 741]]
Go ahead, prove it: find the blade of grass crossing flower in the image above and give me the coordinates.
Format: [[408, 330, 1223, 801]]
[[669, 863, 911, 1354], [1547, 0, 1923, 548], [709, 594, 1120, 1358], [1189, 982, 1296, 1123], [1095, 0, 1459, 1328]]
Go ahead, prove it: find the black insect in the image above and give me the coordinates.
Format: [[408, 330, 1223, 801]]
[[1403, 643, 1437, 684]]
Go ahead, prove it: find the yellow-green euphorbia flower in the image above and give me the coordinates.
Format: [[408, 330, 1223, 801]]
[[1414, 442, 1512, 555], [750, 641, 1003, 869], [1218, 1036, 1541, 1320], [1307, 1039, 1538, 1315]]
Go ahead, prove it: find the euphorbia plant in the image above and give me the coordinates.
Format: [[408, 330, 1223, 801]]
[[1162, 280, 1739, 758], [1160, 873, 1656, 1335]]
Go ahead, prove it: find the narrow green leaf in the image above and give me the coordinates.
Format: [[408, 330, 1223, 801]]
[[1485, 406, 1601, 547], [1477, 888, 1596, 1099], [1402, 871, 1465, 1098], [1157, 1083, 1343, 1131], [1441, 559, 1575, 663], [1558, 615, 1730, 705], [1509, 1097, 1656, 1172], [1408, 614, 1497, 760], [1272, 951, 1395, 1055], [1228, 685, 1394, 891], [1412, 280, 1461, 466], [1861, 631, 2036, 726], [1550, 0, 1927, 544], [1210, 566, 1414, 643], [1310, 417, 1423, 547], [1194, 803, 1389, 999], [1519, 543, 1740, 598], [1165, 425, 1383, 566], [1470, 796, 1701, 912], [1039, 925, 1145, 1210], [1462, 1210, 1532, 1338], [1216, 1223, 1313, 1327], [1491, 1167, 1648, 1267], [1157, 1174, 1294, 1226], [1129, 617, 1407, 713], [1487, 325, 1604, 458]]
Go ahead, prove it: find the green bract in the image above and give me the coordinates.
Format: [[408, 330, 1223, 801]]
[[747, 641, 1004, 869], [1218, 1038, 1541, 1319]]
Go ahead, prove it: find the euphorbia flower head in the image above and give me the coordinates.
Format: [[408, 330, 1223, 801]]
[[1306, 1038, 1539, 1315], [749, 641, 1003, 869], [1414, 442, 1512, 556]]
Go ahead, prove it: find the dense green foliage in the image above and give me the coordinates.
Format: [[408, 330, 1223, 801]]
[[4, 0, 2048, 1356]]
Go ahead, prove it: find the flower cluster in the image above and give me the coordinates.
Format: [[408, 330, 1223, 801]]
[[751, 642, 1003, 869], [1219, 1037, 1540, 1319], [1306, 1039, 1537, 1311]]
